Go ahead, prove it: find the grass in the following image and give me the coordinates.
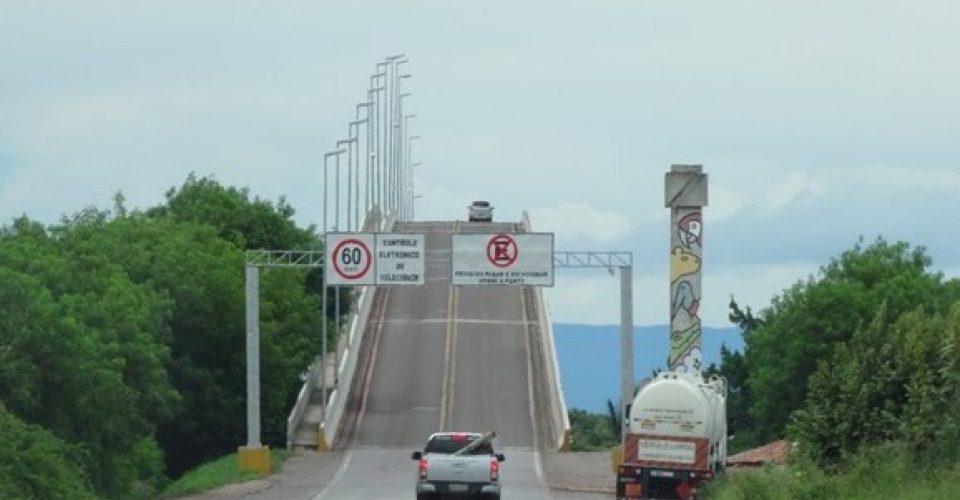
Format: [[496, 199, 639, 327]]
[[160, 449, 289, 498], [702, 444, 960, 500]]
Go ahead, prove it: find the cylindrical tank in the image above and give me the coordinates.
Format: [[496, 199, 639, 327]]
[[629, 372, 718, 440]]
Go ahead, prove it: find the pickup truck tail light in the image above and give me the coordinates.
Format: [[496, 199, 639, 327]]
[[418, 458, 428, 479], [490, 458, 500, 482]]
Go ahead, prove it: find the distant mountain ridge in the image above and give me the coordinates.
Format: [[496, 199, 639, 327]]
[[552, 323, 743, 413]]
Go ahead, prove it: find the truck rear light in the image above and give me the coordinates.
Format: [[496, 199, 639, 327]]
[[418, 458, 428, 479], [490, 458, 500, 482]]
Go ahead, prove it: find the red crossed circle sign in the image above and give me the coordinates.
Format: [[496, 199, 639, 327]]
[[486, 234, 519, 268], [332, 238, 373, 280]]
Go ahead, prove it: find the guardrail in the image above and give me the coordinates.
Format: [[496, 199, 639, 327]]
[[522, 211, 572, 451]]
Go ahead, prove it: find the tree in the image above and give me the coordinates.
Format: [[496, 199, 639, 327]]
[[0, 215, 178, 496], [790, 302, 960, 468], [726, 238, 958, 448], [148, 173, 317, 251], [569, 409, 619, 451]]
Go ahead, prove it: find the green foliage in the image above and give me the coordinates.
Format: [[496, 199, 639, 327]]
[[569, 408, 619, 451], [149, 173, 316, 250], [724, 238, 958, 448], [0, 403, 97, 500], [0, 175, 331, 495], [160, 449, 289, 498], [703, 442, 960, 500], [0, 217, 178, 496], [790, 303, 960, 468]]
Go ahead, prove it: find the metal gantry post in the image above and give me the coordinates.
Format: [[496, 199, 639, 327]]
[[245, 265, 261, 448], [243, 251, 325, 457], [620, 265, 633, 429], [553, 251, 634, 428]]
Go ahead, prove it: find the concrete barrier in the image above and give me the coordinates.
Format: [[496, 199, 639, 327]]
[[286, 355, 322, 449], [522, 210, 572, 451]]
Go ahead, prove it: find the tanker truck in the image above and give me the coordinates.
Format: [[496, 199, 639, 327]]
[[615, 372, 727, 499]]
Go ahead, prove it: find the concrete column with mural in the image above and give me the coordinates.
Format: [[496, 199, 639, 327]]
[[664, 165, 708, 373]]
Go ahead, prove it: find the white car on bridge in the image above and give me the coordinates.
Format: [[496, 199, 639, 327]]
[[467, 201, 494, 222], [411, 432, 505, 499]]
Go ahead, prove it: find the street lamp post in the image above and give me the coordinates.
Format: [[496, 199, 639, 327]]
[[384, 56, 407, 218], [402, 114, 416, 219], [348, 120, 368, 230], [406, 134, 421, 221], [368, 83, 386, 216], [412, 194, 424, 221], [355, 102, 373, 217], [411, 161, 422, 220], [321, 149, 345, 419], [395, 89, 411, 216], [335, 138, 358, 231], [333, 139, 356, 385]]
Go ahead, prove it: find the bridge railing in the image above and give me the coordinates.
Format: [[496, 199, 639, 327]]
[[320, 211, 397, 447], [522, 211, 572, 451], [285, 208, 394, 450]]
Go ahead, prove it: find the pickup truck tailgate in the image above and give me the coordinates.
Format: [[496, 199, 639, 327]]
[[425, 454, 490, 483]]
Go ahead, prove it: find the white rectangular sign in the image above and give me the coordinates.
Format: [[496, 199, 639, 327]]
[[325, 232, 378, 286], [451, 233, 554, 287], [375, 233, 425, 285], [325, 232, 426, 286], [636, 439, 696, 464]]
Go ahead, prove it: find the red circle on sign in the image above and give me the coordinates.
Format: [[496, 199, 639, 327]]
[[486, 234, 519, 268], [332, 238, 372, 279]]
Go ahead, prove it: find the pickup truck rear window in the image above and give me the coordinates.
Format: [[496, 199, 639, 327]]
[[425, 435, 494, 455]]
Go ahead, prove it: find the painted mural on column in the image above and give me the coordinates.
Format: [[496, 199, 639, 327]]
[[669, 209, 702, 372]]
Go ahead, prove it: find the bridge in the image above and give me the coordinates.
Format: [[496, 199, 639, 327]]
[[230, 55, 619, 499]]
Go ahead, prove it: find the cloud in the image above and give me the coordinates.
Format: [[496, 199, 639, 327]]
[[709, 184, 749, 222], [761, 171, 824, 215], [529, 202, 638, 244], [848, 166, 960, 194]]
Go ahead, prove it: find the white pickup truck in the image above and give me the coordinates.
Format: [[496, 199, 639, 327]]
[[411, 432, 505, 499]]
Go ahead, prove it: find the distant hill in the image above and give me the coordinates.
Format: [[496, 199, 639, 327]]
[[552, 324, 743, 413]]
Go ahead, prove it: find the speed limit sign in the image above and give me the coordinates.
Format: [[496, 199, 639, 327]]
[[325, 233, 376, 285]]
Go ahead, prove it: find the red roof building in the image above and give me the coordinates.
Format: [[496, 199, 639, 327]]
[[726, 440, 790, 468]]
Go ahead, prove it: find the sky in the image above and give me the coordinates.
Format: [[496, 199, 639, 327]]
[[2, 1, 958, 327]]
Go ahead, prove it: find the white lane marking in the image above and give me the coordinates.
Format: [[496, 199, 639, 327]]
[[439, 285, 454, 431], [372, 318, 536, 325], [447, 286, 459, 428], [311, 450, 353, 500]]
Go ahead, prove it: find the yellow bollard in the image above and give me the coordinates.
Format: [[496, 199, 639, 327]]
[[238, 446, 271, 475], [317, 423, 330, 452]]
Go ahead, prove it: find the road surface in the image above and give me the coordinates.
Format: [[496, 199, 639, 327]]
[[313, 220, 554, 499]]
